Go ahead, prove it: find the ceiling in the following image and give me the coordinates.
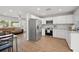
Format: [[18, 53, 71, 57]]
[[0, 6, 78, 18]]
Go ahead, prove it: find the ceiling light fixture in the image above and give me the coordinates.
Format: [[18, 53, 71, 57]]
[[46, 8, 51, 11], [37, 8, 40, 11], [9, 9, 13, 12], [41, 13, 46, 15], [58, 9, 62, 11], [19, 11, 22, 14]]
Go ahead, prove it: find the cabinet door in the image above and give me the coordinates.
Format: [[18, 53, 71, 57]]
[[53, 29, 66, 39], [71, 33, 79, 52], [42, 29, 45, 36], [42, 19, 46, 24], [53, 15, 73, 24], [65, 31, 71, 48]]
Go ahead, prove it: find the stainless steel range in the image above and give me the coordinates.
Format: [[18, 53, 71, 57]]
[[45, 28, 53, 36]]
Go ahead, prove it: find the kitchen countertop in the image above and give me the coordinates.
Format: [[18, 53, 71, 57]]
[[70, 31, 79, 33]]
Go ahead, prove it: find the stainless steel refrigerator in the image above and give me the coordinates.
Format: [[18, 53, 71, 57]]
[[29, 18, 42, 41]]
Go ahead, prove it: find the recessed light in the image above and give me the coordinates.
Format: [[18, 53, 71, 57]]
[[37, 8, 40, 11], [41, 13, 46, 15], [46, 8, 51, 11], [58, 9, 62, 11], [9, 9, 13, 12], [19, 11, 22, 14]]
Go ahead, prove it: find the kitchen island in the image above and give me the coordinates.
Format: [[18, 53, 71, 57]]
[[69, 31, 79, 52]]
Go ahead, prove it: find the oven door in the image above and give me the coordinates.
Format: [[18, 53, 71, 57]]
[[45, 29, 53, 36]]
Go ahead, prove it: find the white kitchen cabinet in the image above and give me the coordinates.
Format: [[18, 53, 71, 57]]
[[65, 31, 71, 48], [63, 31, 79, 52], [53, 29, 68, 39], [42, 19, 46, 24], [42, 17, 53, 24], [53, 29, 70, 46], [53, 15, 73, 24], [53, 29, 72, 50], [42, 28, 45, 36], [70, 32, 79, 52]]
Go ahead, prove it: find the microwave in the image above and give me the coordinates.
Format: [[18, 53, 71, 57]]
[[46, 20, 53, 24]]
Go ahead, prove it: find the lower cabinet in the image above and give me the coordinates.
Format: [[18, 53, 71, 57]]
[[53, 29, 67, 39], [53, 29, 79, 52], [65, 31, 79, 52], [42, 28, 45, 36], [70, 32, 79, 52], [42, 28, 79, 51]]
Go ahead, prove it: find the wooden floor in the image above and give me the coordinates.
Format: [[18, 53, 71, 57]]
[[14, 33, 72, 52]]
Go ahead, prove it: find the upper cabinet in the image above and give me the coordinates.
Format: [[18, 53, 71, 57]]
[[53, 15, 74, 24], [42, 17, 53, 24], [74, 8, 79, 21], [41, 15, 74, 25], [73, 8, 79, 28], [42, 19, 46, 24]]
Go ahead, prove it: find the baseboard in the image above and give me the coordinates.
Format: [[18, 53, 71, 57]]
[[53, 37, 66, 40]]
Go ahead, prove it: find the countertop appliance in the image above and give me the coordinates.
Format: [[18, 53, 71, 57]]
[[46, 20, 53, 24], [29, 19, 42, 41]]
